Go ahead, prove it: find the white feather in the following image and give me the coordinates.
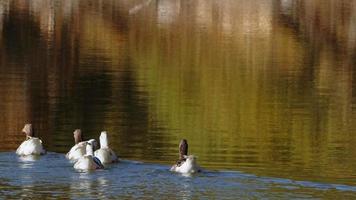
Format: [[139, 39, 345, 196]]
[[170, 155, 200, 174], [73, 143, 103, 171], [94, 148, 118, 164], [73, 155, 98, 171], [94, 131, 118, 164], [66, 141, 87, 162], [16, 137, 46, 156]]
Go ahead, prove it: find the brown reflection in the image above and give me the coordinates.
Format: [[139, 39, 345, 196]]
[[0, 0, 356, 187], [129, 0, 356, 184], [0, 0, 130, 150], [276, 0, 356, 54]]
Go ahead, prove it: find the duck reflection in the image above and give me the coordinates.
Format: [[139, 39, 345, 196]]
[[70, 173, 111, 199], [176, 178, 193, 200], [17, 155, 40, 169]]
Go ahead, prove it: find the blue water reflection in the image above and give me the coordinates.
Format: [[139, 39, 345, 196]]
[[0, 152, 355, 199]]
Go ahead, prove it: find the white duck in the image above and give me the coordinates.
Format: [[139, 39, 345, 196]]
[[73, 140, 104, 171], [16, 124, 46, 156], [94, 131, 118, 164], [66, 129, 97, 162], [170, 139, 201, 174]]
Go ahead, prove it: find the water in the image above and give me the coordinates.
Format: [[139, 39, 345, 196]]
[[0, 0, 356, 198], [0, 152, 355, 199]]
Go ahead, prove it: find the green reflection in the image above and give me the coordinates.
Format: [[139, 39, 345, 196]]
[[0, 0, 355, 188]]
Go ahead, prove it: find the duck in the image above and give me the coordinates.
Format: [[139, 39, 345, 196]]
[[94, 131, 118, 164], [16, 124, 46, 156], [170, 139, 201, 174], [73, 140, 104, 171], [66, 129, 97, 162]]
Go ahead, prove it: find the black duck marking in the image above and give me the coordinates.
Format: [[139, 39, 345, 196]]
[[93, 156, 104, 169], [175, 158, 186, 167]]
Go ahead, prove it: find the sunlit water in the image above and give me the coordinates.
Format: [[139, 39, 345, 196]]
[[0, 152, 355, 199], [0, 0, 356, 198]]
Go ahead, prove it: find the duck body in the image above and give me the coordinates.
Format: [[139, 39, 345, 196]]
[[66, 139, 97, 162], [94, 148, 118, 164], [16, 137, 46, 156], [66, 141, 87, 162], [66, 129, 98, 162], [171, 139, 201, 174], [73, 154, 104, 171], [73, 142, 104, 171], [94, 131, 118, 164], [170, 155, 200, 174]]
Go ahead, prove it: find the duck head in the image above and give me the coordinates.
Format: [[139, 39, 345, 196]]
[[99, 131, 109, 148], [73, 129, 82, 144], [22, 124, 34, 139], [179, 139, 188, 160]]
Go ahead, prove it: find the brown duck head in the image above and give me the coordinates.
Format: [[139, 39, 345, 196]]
[[179, 139, 188, 160], [22, 124, 33, 139], [73, 129, 83, 144]]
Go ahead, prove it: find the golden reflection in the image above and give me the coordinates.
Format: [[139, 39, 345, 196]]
[[30, 0, 55, 37], [129, 0, 356, 183], [278, 0, 356, 53], [0, 0, 355, 186]]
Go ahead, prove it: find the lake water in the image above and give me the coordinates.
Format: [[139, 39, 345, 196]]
[[0, 0, 356, 199]]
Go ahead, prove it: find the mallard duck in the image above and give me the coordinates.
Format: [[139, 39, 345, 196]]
[[16, 124, 46, 156], [66, 129, 97, 162], [170, 139, 200, 174], [94, 131, 118, 164], [73, 140, 104, 171]]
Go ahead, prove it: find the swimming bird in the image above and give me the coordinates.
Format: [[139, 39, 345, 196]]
[[73, 140, 104, 171], [66, 129, 97, 162], [170, 139, 200, 174], [16, 124, 46, 156], [94, 131, 118, 164]]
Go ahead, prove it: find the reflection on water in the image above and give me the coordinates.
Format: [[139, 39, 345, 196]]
[[17, 155, 40, 168], [2, 152, 356, 199], [0, 0, 356, 198]]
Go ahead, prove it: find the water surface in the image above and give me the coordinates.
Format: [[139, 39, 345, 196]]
[[0, 0, 356, 198], [1, 152, 356, 199]]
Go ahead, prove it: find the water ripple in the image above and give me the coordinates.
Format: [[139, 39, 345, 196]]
[[0, 152, 355, 199]]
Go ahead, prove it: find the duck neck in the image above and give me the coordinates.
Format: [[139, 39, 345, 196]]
[[23, 124, 34, 139], [74, 129, 82, 144], [100, 134, 109, 148], [179, 139, 188, 160], [86, 144, 94, 156]]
